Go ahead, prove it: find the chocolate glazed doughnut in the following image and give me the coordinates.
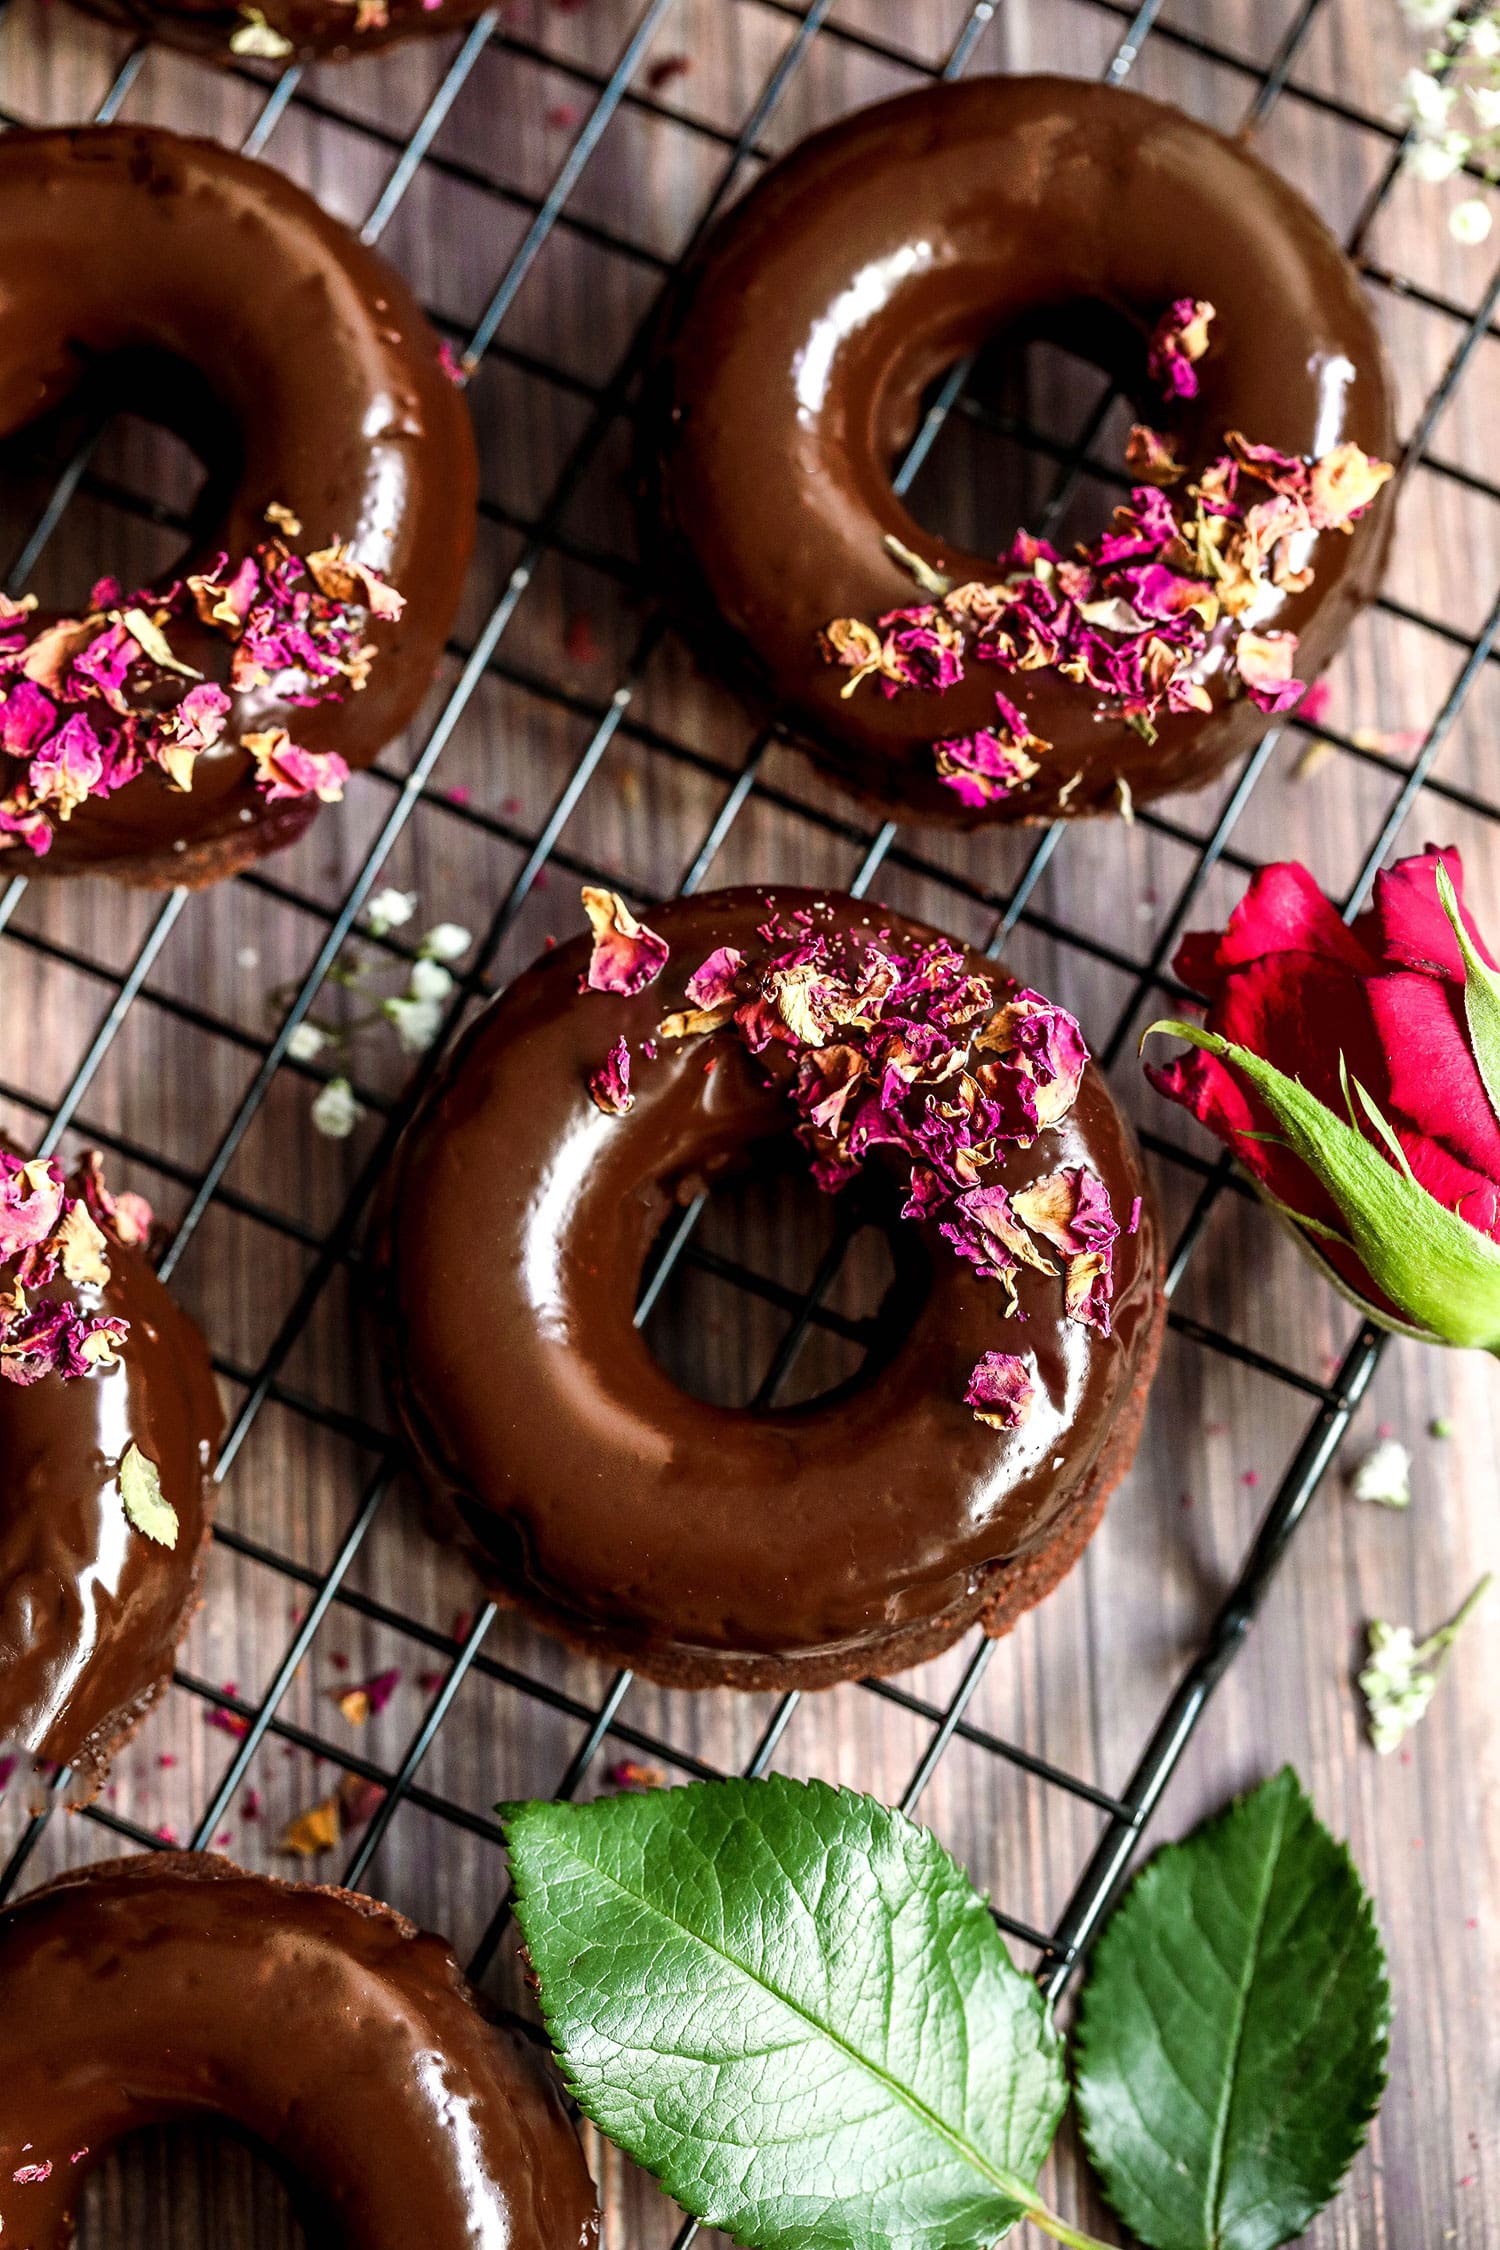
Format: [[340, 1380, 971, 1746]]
[[0, 1854, 602, 2248], [639, 75, 1395, 825], [372, 888, 1165, 1690], [67, 0, 488, 64], [0, 1152, 221, 1795], [0, 127, 477, 886]]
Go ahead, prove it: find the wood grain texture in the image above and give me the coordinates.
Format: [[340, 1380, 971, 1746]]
[[0, 1, 1496, 2244]]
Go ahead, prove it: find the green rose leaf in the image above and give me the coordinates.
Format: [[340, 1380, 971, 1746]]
[[1143, 1016, 1500, 1348], [502, 1775, 1070, 2250], [118, 1440, 178, 1548], [1074, 1768, 1390, 2250]]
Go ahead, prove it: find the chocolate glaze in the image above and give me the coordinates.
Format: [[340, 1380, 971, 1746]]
[[0, 1168, 221, 1789], [639, 75, 1395, 825], [0, 128, 477, 884], [0, 1853, 602, 2249], [69, 0, 489, 61], [373, 888, 1163, 1687]]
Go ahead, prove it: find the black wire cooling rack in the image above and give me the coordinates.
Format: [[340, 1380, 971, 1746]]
[[1, 0, 1495, 2143]]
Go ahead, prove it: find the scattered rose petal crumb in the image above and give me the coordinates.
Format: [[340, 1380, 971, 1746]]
[[1349, 1437, 1412, 1510], [606, 1759, 665, 1791], [645, 52, 691, 91]]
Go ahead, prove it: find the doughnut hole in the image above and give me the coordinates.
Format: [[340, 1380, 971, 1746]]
[[0, 346, 228, 603], [638, 1145, 927, 1411], [74, 2123, 306, 2248], [898, 303, 1150, 564]]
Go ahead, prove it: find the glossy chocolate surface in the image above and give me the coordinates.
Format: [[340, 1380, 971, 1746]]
[[0, 127, 477, 881], [0, 1172, 221, 1782], [69, 0, 490, 61], [641, 75, 1395, 824], [0, 1854, 602, 2249], [376, 888, 1161, 1678]]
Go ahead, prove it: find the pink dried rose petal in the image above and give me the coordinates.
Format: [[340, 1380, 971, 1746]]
[[954, 1181, 1059, 1275], [976, 991, 1088, 1128], [28, 713, 108, 821], [684, 945, 744, 1010], [0, 1154, 66, 1260], [965, 1350, 1036, 1430], [934, 691, 1045, 808], [1064, 1246, 1115, 1333], [1011, 1166, 1119, 1259], [245, 730, 351, 804], [581, 886, 670, 996], [1234, 628, 1305, 714], [78, 1150, 153, 1248], [0, 793, 53, 856], [588, 1035, 634, 1116], [0, 679, 57, 755], [1146, 296, 1215, 401]]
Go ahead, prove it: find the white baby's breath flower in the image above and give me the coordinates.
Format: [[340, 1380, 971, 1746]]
[[1358, 1574, 1491, 1755], [1401, 0, 1455, 26], [1451, 194, 1495, 241], [1405, 127, 1470, 180], [1348, 1437, 1412, 1509], [1467, 80, 1500, 130], [286, 1023, 327, 1062], [311, 1076, 365, 1139], [420, 921, 472, 964], [408, 957, 454, 1006], [1466, 14, 1500, 59], [1402, 65, 1456, 129], [229, 5, 294, 55], [384, 994, 445, 1053], [368, 887, 418, 937], [1359, 1622, 1435, 1753]]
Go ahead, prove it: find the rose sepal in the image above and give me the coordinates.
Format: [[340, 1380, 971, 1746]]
[[1142, 1017, 1500, 1351], [1436, 861, 1500, 1125], [1252, 1179, 1451, 1347]]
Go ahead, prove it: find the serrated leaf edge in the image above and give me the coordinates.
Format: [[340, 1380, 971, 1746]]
[[502, 1778, 1060, 2250], [1073, 1767, 1392, 2250]]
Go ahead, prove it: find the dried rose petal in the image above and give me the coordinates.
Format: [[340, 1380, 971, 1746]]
[[1146, 296, 1215, 401], [279, 1795, 341, 1857], [581, 886, 670, 996], [52, 1200, 111, 1288], [0, 1154, 65, 1260], [588, 1035, 634, 1116], [975, 991, 1089, 1128], [965, 1350, 1036, 1430], [1011, 1166, 1118, 1259], [685, 945, 744, 1010], [1123, 424, 1185, 484], [29, 714, 108, 821], [1235, 629, 1305, 714], [245, 730, 351, 804], [1064, 1246, 1115, 1332]]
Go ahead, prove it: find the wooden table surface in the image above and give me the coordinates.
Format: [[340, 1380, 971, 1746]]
[[1, 0, 1497, 2243]]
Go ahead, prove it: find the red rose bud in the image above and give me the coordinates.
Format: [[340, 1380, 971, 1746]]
[[1143, 847, 1500, 1348]]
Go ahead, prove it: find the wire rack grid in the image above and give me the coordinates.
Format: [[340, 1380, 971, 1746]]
[[0, 0, 1496, 2237]]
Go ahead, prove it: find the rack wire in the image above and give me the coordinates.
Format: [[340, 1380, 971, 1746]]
[[0, 0, 1493, 2225]]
